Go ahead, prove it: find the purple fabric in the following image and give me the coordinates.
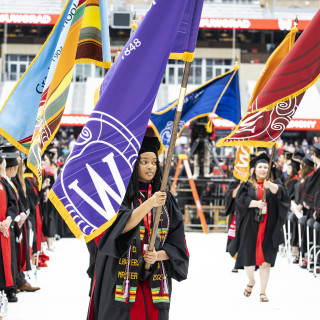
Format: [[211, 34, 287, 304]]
[[171, 0, 204, 54], [52, 0, 202, 238]]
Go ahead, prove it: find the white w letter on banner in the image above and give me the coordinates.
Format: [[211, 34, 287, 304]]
[[68, 153, 126, 220]]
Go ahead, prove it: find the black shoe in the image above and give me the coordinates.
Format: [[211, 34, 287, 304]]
[[292, 257, 299, 264], [6, 291, 18, 302]]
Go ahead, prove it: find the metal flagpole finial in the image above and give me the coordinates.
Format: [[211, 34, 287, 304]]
[[294, 16, 298, 28], [132, 12, 137, 23], [235, 57, 239, 65], [114, 48, 121, 61]]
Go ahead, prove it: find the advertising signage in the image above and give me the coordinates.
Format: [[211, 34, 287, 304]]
[[0, 13, 310, 31], [199, 17, 310, 31], [0, 13, 59, 25]]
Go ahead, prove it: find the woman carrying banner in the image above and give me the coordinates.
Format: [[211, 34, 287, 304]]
[[87, 136, 189, 320], [229, 153, 290, 302]]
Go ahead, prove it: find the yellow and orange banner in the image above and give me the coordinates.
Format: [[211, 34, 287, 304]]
[[232, 25, 298, 181]]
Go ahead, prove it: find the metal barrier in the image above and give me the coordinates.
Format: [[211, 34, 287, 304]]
[[170, 177, 234, 232], [184, 204, 228, 231]]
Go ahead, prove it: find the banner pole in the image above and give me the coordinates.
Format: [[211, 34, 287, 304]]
[[145, 61, 191, 270]]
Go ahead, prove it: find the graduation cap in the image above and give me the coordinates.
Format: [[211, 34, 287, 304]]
[[302, 155, 315, 168], [2, 152, 19, 168], [139, 136, 162, 156], [293, 151, 305, 161], [0, 142, 18, 153], [250, 153, 270, 168], [256, 147, 268, 154], [288, 159, 301, 172], [284, 152, 293, 161], [250, 153, 277, 177], [313, 143, 320, 156]]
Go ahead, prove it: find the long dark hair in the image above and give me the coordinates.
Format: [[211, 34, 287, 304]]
[[300, 162, 314, 180], [125, 154, 162, 208], [285, 166, 298, 186]]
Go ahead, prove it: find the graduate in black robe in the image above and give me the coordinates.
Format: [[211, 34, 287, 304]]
[[285, 160, 300, 199], [2, 148, 40, 293], [294, 156, 316, 264], [225, 179, 241, 272], [0, 156, 19, 302], [229, 153, 290, 302], [301, 144, 320, 211], [88, 136, 189, 320], [284, 159, 301, 259]]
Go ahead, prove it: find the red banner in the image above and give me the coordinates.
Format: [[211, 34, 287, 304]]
[[217, 9, 320, 148]]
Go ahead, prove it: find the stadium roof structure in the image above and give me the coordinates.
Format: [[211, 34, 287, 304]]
[[0, 0, 317, 21], [0, 0, 64, 14]]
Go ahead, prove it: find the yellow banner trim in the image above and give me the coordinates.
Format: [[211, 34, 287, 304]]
[[49, 188, 118, 243], [75, 58, 111, 69], [169, 52, 194, 62]]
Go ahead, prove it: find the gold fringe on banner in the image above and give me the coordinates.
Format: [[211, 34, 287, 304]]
[[75, 58, 112, 69], [48, 189, 118, 243], [169, 52, 194, 62]]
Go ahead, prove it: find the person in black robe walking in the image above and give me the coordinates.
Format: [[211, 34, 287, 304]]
[[225, 179, 241, 272], [88, 136, 189, 320], [229, 153, 290, 302]]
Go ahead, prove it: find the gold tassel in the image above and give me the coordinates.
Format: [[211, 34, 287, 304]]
[[205, 118, 213, 133]]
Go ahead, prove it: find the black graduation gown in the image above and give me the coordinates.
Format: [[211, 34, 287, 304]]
[[286, 177, 300, 200], [275, 167, 285, 183], [225, 180, 240, 250], [90, 192, 189, 320], [286, 177, 300, 247], [302, 167, 320, 209], [25, 178, 40, 253], [12, 177, 31, 272], [0, 178, 19, 290], [43, 172, 56, 237], [229, 179, 290, 269]]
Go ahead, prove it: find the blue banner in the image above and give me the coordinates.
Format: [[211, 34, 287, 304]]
[[49, 0, 204, 242], [0, 0, 77, 153], [150, 66, 241, 149]]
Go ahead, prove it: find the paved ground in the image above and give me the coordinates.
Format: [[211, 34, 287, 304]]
[[8, 232, 320, 320]]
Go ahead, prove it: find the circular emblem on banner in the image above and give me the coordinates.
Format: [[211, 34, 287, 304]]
[[60, 111, 141, 236]]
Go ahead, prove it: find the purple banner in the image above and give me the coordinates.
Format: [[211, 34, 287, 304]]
[[49, 0, 204, 241], [171, 0, 204, 56]]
